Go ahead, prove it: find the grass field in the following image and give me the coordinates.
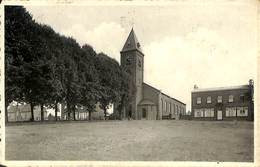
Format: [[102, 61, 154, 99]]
[[5, 120, 253, 161]]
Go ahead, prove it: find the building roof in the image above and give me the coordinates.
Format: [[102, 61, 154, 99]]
[[143, 82, 186, 105], [143, 82, 160, 93], [191, 85, 249, 93], [121, 28, 143, 53], [138, 99, 156, 106], [161, 92, 186, 105]]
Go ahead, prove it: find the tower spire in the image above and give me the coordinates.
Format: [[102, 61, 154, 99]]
[[121, 28, 142, 53]]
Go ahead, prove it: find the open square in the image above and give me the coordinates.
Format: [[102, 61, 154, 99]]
[[6, 120, 253, 161], [3, 3, 258, 165]]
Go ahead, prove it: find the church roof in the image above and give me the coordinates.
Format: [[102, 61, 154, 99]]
[[191, 85, 249, 93], [143, 82, 186, 105], [121, 28, 143, 53]]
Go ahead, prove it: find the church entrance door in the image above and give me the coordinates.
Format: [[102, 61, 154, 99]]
[[128, 109, 132, 119], [142, 108, 147, 119]]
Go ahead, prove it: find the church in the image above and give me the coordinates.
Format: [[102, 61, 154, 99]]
[[114, 29, 186, 120]]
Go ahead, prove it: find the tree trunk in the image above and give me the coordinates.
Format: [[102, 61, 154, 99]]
[[55, 102, 58, 121], [30, 103, 34, 121], [104, 107, 107, 120], [88, 109, 92, 121], [40, 104, 44, 121], [67, 112, 70, 120], [119, 106, 122, 120], [67, 102, 71, 120], [73, 105, 76, 120], [121, 106, 126, 120]]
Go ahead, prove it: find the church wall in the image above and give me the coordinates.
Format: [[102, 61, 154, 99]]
[[151, 106, 157, 120], [159, 94, 172, 118], [137, 105, 157, 120], [146, 105, 157, 120], [159, 93, 186, 119], [158, 94, 163, 120], [134, 51, 144, 120]]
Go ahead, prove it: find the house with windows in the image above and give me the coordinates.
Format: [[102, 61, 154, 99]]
[[7, 101, 48, 121], [191, 80, 254, 121], [60, 102, 107, 120]]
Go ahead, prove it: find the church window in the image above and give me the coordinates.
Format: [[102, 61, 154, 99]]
[[137, 42, 141, 48], [126, 69, 131, 74], [127, 42, 131, 47], [138, 59, 141, 67], [126, 57, 131, 65], [164, 101, 167, 111], [161, 99, 163, 111]]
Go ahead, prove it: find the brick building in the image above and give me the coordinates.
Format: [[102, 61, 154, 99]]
[[191, 80, 254, 121], [114, 28, 186, 120]]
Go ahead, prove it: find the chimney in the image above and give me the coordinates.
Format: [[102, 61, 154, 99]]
[[249, 79, 254, 100], [194, 84, 198, 89], [249, 79, 254, 86]]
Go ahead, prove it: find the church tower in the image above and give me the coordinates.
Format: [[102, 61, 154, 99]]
[[120, 28, 144, 119]]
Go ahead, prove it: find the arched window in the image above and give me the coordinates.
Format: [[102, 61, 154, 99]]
[[161, 99, 163, 111]]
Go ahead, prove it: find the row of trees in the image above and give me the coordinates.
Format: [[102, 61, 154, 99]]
[[5, 6, 135, 122]]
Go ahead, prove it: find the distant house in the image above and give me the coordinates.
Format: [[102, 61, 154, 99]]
[[191, 80, 254, 121], [47, 113, 56, 121], [7, 101, 110, 121], [8, 101, 47, 121], [60, 102, 107, 120]]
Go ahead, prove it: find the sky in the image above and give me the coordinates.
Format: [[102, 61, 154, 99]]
[[25, 1, 258, 111]]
